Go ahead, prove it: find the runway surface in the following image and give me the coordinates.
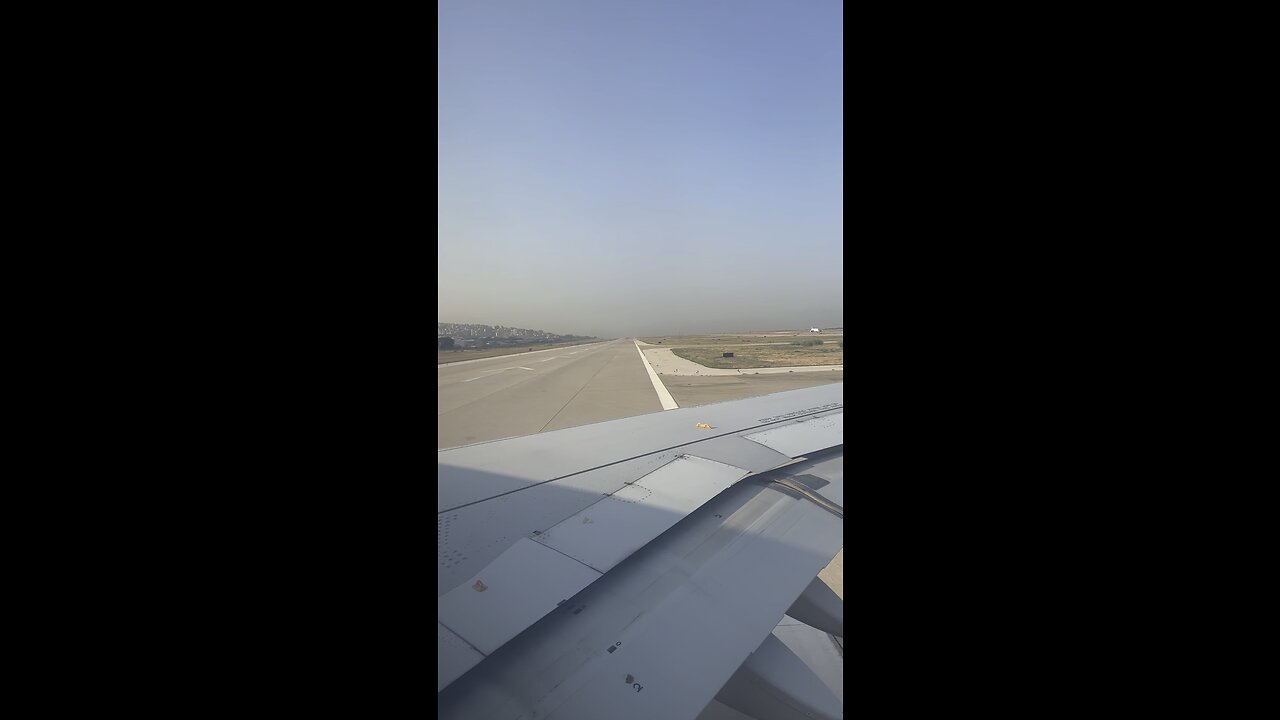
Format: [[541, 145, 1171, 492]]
[[438, 339, 663, 449]]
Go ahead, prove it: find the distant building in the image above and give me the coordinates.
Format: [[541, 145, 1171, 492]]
[[810, 328, 820, 333]]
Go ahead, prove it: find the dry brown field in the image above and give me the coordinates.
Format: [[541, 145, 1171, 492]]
[[638, 331, 843, 369]]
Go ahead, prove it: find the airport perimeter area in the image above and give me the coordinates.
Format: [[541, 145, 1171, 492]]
[[635, 331, 843, 407]]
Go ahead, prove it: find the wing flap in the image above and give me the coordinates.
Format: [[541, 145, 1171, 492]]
[[536, 455, 749, 572], [439, 537, 602, 658], [440, 455, 752, 690], [439, 473, 843, 720], [538, 486, 842, 719]]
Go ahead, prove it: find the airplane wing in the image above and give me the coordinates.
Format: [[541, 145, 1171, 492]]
[[438, 383, 844, 720]]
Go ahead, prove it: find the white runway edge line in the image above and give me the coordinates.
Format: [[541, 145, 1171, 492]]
[[634, 340, 679, 410]]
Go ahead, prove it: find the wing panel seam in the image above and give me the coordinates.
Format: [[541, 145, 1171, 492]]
[[439, 619, 488, 658], [530, 537, 611, 575]]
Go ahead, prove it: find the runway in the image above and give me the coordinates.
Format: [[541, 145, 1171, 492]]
[[438, 339, 663, 449]]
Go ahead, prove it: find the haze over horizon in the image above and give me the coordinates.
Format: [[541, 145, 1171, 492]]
[[439, 0, 843, 339], [437, 319, 844, 340]]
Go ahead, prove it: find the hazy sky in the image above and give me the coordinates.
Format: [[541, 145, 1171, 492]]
[[439, 0, 842, 338]]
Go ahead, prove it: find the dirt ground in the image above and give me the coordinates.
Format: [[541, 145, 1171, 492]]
[[638, 331, 843, 369]]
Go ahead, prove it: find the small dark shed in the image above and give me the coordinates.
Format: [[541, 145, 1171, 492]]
[[723, 352, 734, 358]]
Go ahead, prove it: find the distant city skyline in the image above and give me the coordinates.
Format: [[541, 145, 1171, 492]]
[[437, 322, 595, 339], [439, 0, 843, 339]]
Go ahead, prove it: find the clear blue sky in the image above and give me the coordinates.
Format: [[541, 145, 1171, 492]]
[[439, 0, 843, 338]]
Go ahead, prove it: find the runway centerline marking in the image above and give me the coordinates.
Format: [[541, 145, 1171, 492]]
[[462, 368, 505, 382], [461, 366, 532, 382]]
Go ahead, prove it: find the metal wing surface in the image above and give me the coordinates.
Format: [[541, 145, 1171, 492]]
[[438, 383, 844, 720]]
